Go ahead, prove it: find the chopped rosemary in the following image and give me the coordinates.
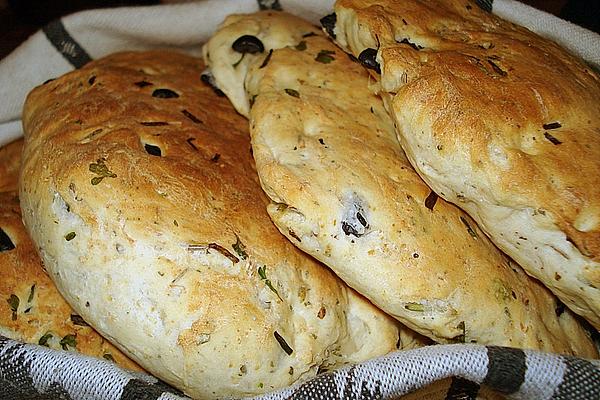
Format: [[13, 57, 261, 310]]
[[315, 49, 335, 64], [274, 331, 293, 355], [27, 284, 36, 303], [232, 235, 248, 260], [258, 266, 282, 301], [38, 332, 53, 347], [60, 334, 77, 350], [7, 294, 19, 320]]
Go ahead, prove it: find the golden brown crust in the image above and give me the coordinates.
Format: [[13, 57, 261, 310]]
[[19, 50, 401, 398], [0, 191, 142, 371], [0, 139, 23, 192], [204, 11, 597, 357], [333, 0, 600, 329]]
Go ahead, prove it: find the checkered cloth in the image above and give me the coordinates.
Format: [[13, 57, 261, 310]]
[[0, 1, 599, 399]]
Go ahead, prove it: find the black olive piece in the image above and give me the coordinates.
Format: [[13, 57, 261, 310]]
[[88, 76, 96, 85], [144, 143, 162, 157], [543, 122, 562, 130], [200, 72, 226, 97], [273, 331, 293, 355], [342, 221, 360, 237], [320, 13, 336, 39], [0, 227, 15, 252], [544, 132, 562, 145], [232, 35, 265, 55], [424, 191, 439, 210], [358, 48, 381, 74], [356, 211, 368, 227], [152, 88, 179, 99]]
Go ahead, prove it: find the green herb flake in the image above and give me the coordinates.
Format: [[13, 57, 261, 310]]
[[404, 302, 424, 312], [285, 88, 300, 98], [65, 232, 76, 241], [89, 158, 117, 185], [459, 216, 478, 239], [273, 330, 293, 355], [7, 294, 19, 320], [232, 235, 248, 260], [27, 284, 36, 303], [258, 266, 283, 301], [295, 41, 307, 51], [258, 383, 264, 389], [38, 332, 53, 347], [60, 334, 77, 350], [103, 353, 115, 362], [315, 49, 336, 64]]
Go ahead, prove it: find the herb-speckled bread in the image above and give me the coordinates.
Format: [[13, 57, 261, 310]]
[[0, 191, 143, 371], [19, 50, 408, 399], [330, 0, 600, 330], [204, 11, 598, 357]]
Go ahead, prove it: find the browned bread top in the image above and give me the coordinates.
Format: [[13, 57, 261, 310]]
[[19, 50, 401, 398]]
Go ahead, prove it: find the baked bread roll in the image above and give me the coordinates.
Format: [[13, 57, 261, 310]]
[[0, 191, 142, 371], [203, 11, 598, 357], [0, 139, 23, 192], [329, 0, 600, 329], [19, 50, 406, 399]]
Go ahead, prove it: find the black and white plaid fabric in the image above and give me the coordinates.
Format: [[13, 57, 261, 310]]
[[2, 335, 599, 399], [0, 1, 599, 399]]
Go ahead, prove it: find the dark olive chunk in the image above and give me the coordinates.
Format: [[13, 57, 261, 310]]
[[152, 88, 179, 99], [0, 227, 15, 252], [144, 143, 162, 157], [358, 48, 381, 74], [341, 197, 369, 238], [232, 35, 265, 55], [544, 132, 562, 145], [424, 191, 438, 210], [320, 13, 336, 39], [274, 331, 293, 355], [543, 122, 562, 130]]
